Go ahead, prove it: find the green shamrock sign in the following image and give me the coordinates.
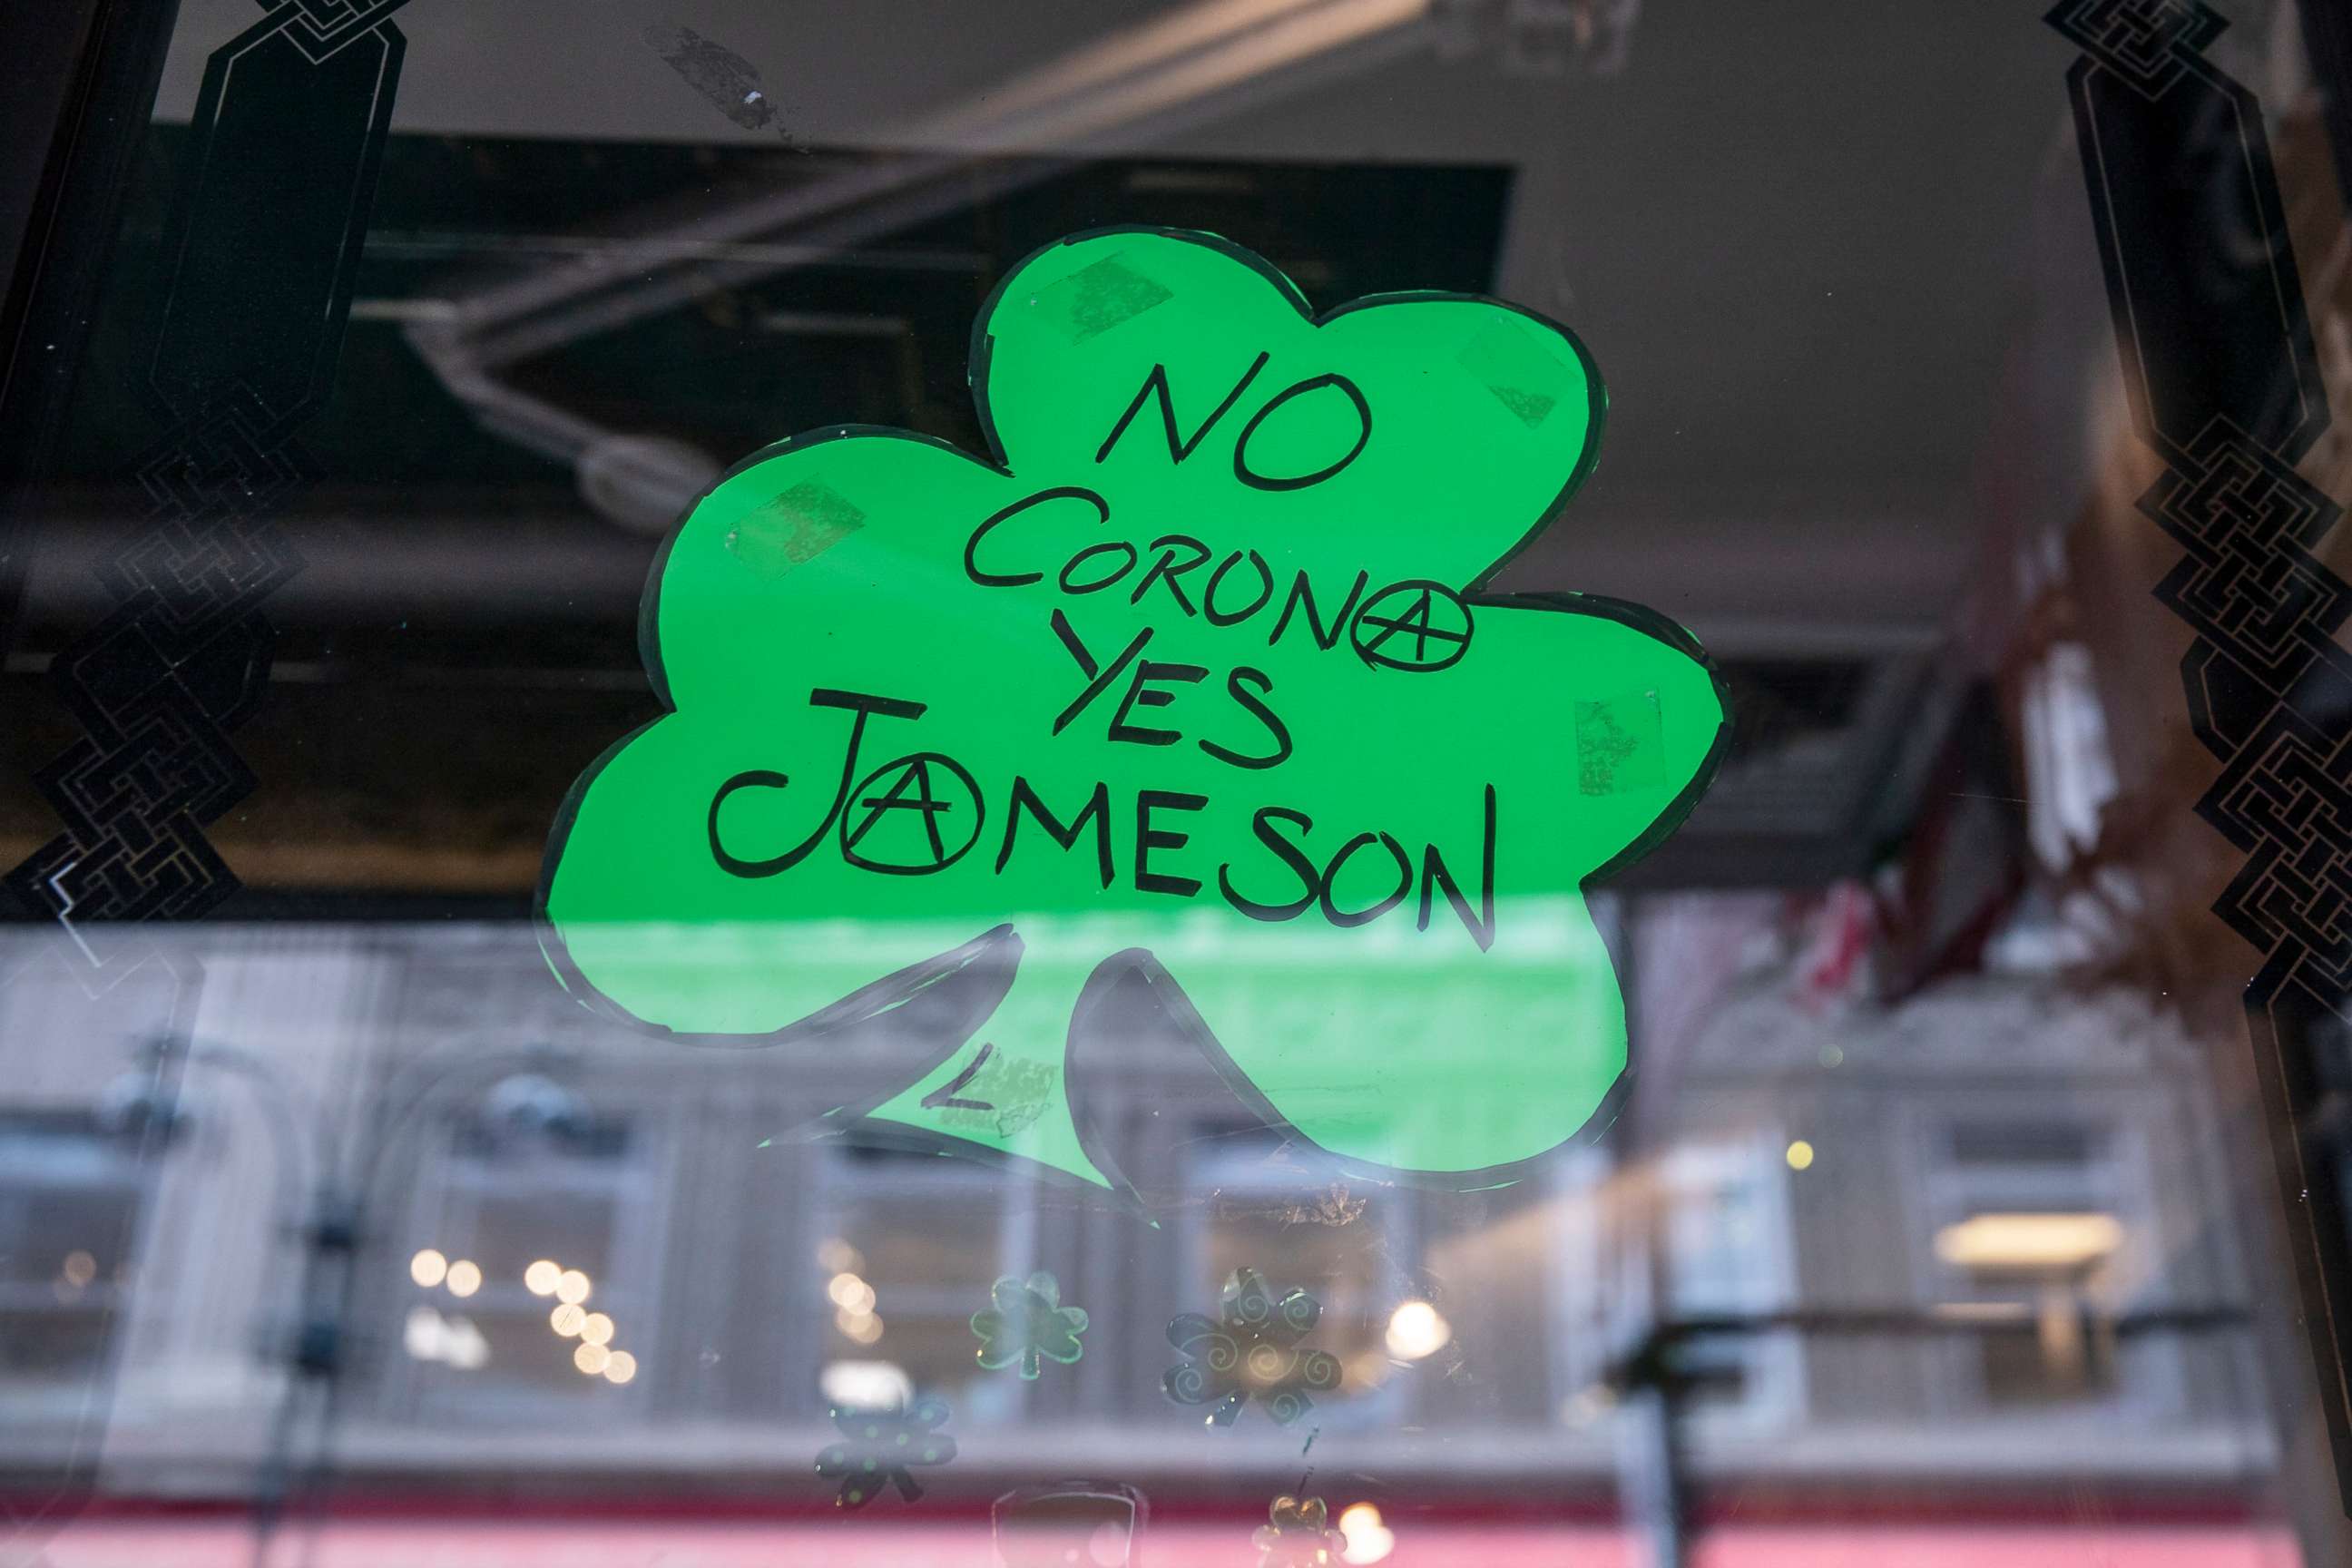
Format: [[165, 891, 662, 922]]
[[540, 228, 1726, 1201]]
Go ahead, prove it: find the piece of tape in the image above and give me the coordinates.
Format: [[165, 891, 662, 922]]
[[1456, 317, 1573, 430], [726, 475, 864, 579], [937, 1051, 1056, 1138], [1575, 690, 1666, 796], [1029, 252, 1174, 344]]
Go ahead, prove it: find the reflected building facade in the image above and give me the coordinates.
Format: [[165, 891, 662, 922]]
[[0, 903, 2270, 1525]]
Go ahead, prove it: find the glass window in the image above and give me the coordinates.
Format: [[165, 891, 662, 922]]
[[5, 4, 2352, 1565]]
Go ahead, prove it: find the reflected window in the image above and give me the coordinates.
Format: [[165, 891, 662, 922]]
[[1659, 1140, 1801, 1422], [385, 1101, 653, 1419], [813, 1142, 1029, 1421], [1187, 1130, 1408, 1417], [1923, 1113, 2154, 1415], [0, 1115, 144, 1403]]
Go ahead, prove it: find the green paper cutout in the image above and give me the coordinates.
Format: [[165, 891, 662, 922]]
[[539, 227, 1728, 1198]]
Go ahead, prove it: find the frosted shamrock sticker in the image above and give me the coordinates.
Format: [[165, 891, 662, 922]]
[[972, 1272, 1089, 1380], [540, 227, 1726, 1204]]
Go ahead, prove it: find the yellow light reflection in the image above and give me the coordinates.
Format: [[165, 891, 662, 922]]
[[603, 1350, 639, 1386], [551, 1303, 587, 1337], [838, 1308, 885, 1346], [574, 1342, 612, 1376], [1934, 1212, 2123, 1270], [1785, 1140, 1815, 1171], [61, 1251, 97, 1289], [1339, 1502, 1395, 1565], [1384, 1301, 1448, 1361], [408, 1250, 448, 1289], [826, 1271, 876, 1313], [446, 1259, 483, 1298], [524, 1260, 562, 1297], [556, 1269, 592, 1305], [581, 1312, 615, 1348]]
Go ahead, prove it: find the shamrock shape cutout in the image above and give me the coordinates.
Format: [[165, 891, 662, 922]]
[[1252, 1495, 1348, 1568], [1165, 1267, 1342, 1426], [972, 1270, 1089, 1378], [540, 226, 1728, 1199], [814, 1397, 956, 1508]]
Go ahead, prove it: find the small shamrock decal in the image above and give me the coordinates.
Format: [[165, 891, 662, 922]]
[[1165, 1267, 1342, 1426], [972, 1270, 1090, 1378], [1252, 1495, 1348, 1568], [814, 1398, 956, 1508], [541, 226, 1728, 1199]]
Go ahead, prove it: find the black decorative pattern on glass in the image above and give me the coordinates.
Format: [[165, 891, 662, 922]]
[[2046, 0, 2225, 98], [2050, 1, 2352, 1509], [265, 0, 418, 63], [5, 5, 408, 975]]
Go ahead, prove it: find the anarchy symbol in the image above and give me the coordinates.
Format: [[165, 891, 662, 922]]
[[838, 750, 985, 874], [1350, 578, 1474, 672]]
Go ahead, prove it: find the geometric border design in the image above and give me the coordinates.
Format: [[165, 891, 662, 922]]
[[4, 4, 412, 986], [2048, 0, 2227, 99], [2051, 0, 2352, 1514]]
